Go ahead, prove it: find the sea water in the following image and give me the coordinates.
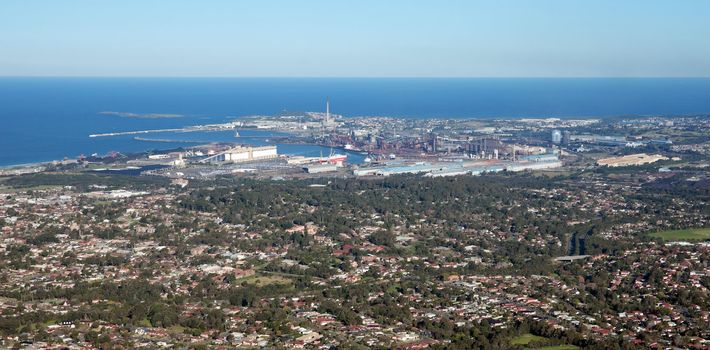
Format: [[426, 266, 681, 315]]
[[1, 77, 709, 166]]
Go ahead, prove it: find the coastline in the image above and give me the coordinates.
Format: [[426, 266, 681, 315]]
[[4, 78, 710, 168], [0, 160, 55, 170], [0, 139, 363, 171]]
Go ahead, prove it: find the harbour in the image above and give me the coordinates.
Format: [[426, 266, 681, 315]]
[[4, 78, 710, 167]]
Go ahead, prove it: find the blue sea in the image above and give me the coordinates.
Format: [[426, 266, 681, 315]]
[[1, 77, 710, 167]]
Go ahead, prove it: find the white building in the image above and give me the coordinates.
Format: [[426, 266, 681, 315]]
[[204, 146, 278, 163]]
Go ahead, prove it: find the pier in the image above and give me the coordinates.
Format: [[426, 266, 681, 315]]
[[133, 136, 286, 143], [90, 128, 186, 137], [89, 123, 239, 138]]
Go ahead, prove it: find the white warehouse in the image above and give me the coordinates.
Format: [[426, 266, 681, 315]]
[[204, 145, 278, 163]]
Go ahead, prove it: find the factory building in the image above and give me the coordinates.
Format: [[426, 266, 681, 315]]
[[505, 160, 563, 172], [425, 169, 470, 178], [354, 163, 443, 177], [424, 163, 506, 177], [519, 153, 559, 162], [562, 131, 571, 145], [353, 168, 377, 177], [303, 164, 338, 174], [356, 153, 562, 178], [551, 130, 562, 144], [204, 145, 278, 163], [376, 163, 444, 176]]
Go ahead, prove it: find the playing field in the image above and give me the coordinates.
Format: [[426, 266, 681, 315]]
[[239, 274, 292, 287], [510, 334, 579, 349], [649, 228, 710, 241], [511, 334, 547, 345]]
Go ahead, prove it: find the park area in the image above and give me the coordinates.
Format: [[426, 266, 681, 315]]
[[511, 333, 579, 349], [649, 228, 710, 241]]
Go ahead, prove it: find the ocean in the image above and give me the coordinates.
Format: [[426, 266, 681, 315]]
[[1, 77, 710, 167]]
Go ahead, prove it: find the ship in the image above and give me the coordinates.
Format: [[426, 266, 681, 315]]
[[318, 149, 347, 165]]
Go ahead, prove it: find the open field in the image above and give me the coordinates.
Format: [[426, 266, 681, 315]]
[[511, 333, 547, 345], [649, 228, 710, 241], [239, 274, 292, 287], [510, 334, 579, 350]]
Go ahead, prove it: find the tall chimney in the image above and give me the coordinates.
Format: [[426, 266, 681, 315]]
[[326, 98, 330, 123]]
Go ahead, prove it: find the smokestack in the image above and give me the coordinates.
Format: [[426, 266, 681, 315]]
[[326, 98, 330, 123]]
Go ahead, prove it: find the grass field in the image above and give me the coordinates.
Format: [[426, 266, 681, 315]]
[[239, 274, 292, 287], [511, 334, 547, 345], [510, 334, 578, 350], [649, 228, 710, 241]]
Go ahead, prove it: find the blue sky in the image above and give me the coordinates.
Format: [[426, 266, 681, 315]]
[[1, 0, 709, 77]]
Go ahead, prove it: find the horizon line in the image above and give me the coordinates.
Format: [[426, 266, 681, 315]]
[[2, 75, 710, 79]]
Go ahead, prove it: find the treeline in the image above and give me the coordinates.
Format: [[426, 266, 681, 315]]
[[3, 172, 169, 191]]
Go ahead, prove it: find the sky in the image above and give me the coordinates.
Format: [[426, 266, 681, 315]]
[[1, 0, 709, 77]]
